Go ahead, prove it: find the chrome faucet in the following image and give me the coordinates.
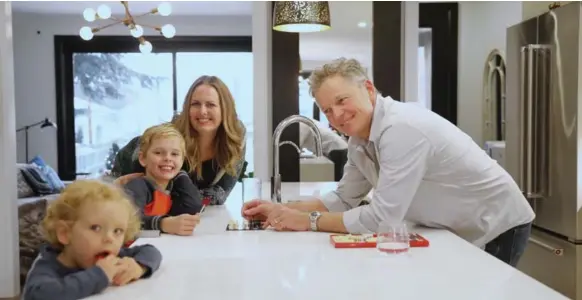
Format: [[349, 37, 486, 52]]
[[272, 115, 323, 203]]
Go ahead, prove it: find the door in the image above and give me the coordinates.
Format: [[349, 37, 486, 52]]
[[419, 3, 458, 125], [536, 6, 582, 240]]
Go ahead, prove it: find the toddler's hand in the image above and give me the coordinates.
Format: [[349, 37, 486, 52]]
[[96, 255, 122, 283], [161, 213, 201, 236], [112, 257, 146, 286]]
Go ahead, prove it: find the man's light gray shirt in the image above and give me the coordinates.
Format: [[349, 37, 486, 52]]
[[319, 95, 535, 247]]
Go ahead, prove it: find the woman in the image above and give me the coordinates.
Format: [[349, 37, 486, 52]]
[[111, 75, 247, 205]]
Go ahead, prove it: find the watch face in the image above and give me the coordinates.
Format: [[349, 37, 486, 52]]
[[310, 211, 321, 218]]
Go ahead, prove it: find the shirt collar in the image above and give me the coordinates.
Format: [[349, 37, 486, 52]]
[[143, 175, 173, 193], [352, 94, 393, 145]]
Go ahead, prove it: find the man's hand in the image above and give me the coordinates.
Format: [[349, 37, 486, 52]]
[[265, 206, 310, 231], [112, 257, 147, 286], [241, 199, 281, 221], [160, 214, 200, 235]]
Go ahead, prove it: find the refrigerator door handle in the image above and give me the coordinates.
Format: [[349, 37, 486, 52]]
[[496, 66, 506, 140], [529, 237, 564, 256], [519, 44, 550, 199]]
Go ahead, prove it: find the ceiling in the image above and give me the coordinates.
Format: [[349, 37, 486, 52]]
[[299, 1, 373, 66], [11, 1, 373, 66], [11, 1, 254, 15]]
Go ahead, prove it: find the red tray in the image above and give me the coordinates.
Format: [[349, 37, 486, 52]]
[[330, 233, 429, 248]]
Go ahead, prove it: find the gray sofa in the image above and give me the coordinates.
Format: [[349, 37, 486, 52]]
[[16, 163, 63, 288]]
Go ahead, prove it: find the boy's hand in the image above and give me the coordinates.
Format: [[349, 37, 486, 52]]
[[95, 255, 122, 283], [160, 214, 200, 236], [112, 257, 147, 286]]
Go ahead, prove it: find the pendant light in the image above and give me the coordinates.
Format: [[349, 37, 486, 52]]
[[273, 1, 331, 33]]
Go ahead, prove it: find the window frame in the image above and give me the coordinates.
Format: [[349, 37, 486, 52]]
[[54, 35, 252, 180]]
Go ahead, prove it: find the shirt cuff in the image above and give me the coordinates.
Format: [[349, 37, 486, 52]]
[[342, 206, 374, 234], [319, 191, 349, 212], [152, 215, 168, 231]]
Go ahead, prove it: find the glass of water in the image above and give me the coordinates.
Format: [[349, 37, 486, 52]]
[[376, 221, 410, 255], [243, 178, 262, 202]]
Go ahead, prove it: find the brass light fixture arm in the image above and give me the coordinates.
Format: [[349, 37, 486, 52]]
[[92, 18, 124, 33], [138, 23, 163, 32]]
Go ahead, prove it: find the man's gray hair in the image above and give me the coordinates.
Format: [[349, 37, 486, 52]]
[[308, 57, 370, 98]]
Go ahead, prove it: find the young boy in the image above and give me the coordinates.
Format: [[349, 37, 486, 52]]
[[124, 123, 203, 236], [22, 180, 163, 300]]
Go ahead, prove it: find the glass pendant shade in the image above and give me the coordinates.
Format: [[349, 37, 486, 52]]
[[273, 1, 331, 33]]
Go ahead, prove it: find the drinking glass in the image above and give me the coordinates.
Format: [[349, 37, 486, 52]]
[[376, 220, 410, 255], [243, 178, 262, 202]]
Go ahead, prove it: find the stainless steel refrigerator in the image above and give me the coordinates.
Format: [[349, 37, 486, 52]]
[[506, 2, 582, 299]]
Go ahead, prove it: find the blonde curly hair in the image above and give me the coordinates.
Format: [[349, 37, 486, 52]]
[[42, 180, 141, 248]]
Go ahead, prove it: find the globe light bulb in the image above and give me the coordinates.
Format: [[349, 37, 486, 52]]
[[157, 2, 172, 16], [83, 8, 96, 22], [130, 25, 144, 38], [79, 26, 94, 41], [97, 4, 112, 19], [160, 24, 176, 38], [139, 41, 153, 54]]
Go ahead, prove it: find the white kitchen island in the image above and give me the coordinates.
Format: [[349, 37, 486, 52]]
[[87, 181, 567, 300]]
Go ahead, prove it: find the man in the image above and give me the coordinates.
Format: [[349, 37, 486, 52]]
[[242, 58, 535, 267], [299, 118, 348, 181]]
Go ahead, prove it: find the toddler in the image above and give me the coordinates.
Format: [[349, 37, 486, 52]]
[[22, 180, 163, 300], [124, 123, 203, 236]]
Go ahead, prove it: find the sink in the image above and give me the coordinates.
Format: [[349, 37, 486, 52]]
[[299, 156, 335, 182]]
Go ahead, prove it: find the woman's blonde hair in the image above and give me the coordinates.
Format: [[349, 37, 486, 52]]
[[172, 75, 245, 178], [42, 180, 141, 248], [139, 123, 186, 162], [308, 57, 370, 98]]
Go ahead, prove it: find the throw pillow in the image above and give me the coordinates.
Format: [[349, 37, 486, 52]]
[[30, 156, 65, 193], [16, 168, 36, 198], [19, 164, 54, 195], [18, 198, 49, 287]]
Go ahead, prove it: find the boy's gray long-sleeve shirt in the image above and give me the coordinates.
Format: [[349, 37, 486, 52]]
[[22, 243, 162, 300], [124, 171, 203, 231]]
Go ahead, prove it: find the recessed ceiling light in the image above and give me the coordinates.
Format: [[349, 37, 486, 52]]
[[357, 21, 367, 28]]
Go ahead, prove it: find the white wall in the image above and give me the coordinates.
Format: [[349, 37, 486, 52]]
[[0, 3, 21, 297], [457, 2, 522, 146], [401, 2, 419, 102], [12, 13, 251, 171], [252, 2, 272, 181], [522, 1, 571, 20]]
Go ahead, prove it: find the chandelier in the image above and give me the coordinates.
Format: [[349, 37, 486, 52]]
[[79, 1, 176, 53]]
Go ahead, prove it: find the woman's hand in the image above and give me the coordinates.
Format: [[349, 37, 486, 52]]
[[160, 214, 201, 236], [113, 173, 144, 186], [241, 200, 281, 221]]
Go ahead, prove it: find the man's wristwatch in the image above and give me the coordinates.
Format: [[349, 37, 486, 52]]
[[309, 211, 322, 231]]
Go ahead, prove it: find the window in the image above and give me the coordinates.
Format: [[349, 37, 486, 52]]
[[73, 53, 174, 176], [55, 36, 252, 180], [175, 52, 254, 173]]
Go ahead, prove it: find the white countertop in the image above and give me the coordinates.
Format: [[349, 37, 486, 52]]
[[87, 180, 567, 300]]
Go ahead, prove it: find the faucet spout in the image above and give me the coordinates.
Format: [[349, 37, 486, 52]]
[[272, 115, 324, 203]]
